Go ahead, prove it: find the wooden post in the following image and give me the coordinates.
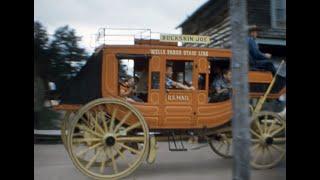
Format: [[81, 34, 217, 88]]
[[230, 0, 251, 180]]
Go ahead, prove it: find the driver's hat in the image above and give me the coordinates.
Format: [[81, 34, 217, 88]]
[[248, 25, 262, 32]]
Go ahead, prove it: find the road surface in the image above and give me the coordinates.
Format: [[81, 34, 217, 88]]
[[34, 142, 286, 180]]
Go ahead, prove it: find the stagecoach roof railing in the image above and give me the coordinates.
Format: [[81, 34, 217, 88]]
[[94, 27, 184, 49], [95, 27, 157, 47]]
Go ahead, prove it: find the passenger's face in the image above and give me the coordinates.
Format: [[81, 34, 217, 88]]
[[250, 31, 258, 38], [166, 67, 173, 78], [224, 71, 231, 81]]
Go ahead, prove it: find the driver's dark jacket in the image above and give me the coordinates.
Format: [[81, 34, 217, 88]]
[[247, 36, 268, 65]]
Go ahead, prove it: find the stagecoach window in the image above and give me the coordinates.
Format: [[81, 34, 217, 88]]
[[166, 60, 193, 90], [208, 58, 231, 103], [118, 57, 149, 102], [151, 72, 160, 89]]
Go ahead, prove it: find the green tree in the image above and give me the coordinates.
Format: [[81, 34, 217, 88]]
[[48, 25, 88, 95], [34, 22, 90, 130], [34, 21, 59, 129], [34, 21, 50, 86]]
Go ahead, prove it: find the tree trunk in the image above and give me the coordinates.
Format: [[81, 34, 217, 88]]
[[230, 0, 251, 180]]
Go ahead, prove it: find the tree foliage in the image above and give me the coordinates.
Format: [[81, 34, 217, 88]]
[[48, 25, 88, 94], [34, 21, 89, 129]]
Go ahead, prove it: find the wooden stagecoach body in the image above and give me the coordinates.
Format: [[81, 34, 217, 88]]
[[56, 43, 285, 130]]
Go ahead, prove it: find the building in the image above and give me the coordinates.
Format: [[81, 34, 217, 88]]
[[177, 0, 286, 62]]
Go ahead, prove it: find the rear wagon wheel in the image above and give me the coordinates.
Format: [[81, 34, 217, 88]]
[[208, 131, 233, 158], [208, 104, 253, 159]]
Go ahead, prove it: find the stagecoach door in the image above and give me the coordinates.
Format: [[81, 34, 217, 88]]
[[161, 59, 197, 128]]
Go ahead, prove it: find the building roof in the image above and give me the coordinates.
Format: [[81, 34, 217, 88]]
[[176, 0, 213, 28], [177, 0, 286, 46]]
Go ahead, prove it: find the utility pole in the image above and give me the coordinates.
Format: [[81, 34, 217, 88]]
[[230, 0, 251, 180]]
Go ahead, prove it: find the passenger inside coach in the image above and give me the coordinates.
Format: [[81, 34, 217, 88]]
[[209, 68, 232, 103], [165, 64, 195, 90], [119, 76, 143, 103], [118, 57, 149, 103]]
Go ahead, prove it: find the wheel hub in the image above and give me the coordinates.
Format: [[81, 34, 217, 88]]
[[105, 136, 116, 147], [265, 137, 273, 145]]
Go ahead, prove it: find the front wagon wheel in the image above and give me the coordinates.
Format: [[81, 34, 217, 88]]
[[250, 111, 286, 169], [67, 98, 150, 180]]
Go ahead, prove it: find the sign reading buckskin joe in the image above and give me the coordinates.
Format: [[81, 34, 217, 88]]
[[160, 34, 211, 44]]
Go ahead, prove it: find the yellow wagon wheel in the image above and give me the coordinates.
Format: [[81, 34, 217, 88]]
[[208, 104, 254, 159], [67, 98, 150, 180], [250, 111, 286, 169], [207, 130, 233, 158]]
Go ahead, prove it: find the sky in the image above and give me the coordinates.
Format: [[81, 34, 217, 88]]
[[34, 0, 208, 53]]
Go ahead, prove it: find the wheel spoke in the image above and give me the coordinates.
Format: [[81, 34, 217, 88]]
[[116, 122, 141, 135], [76, 125, 103, 138], [270, 144, 285, 153], [116, 136, 145, 142], [114, 146, 132, 167], [267, 117, 277, 135], [265, 146, 274, 163], [261, 146, 266, 165], [273, 137, 286, 144], [99, 111, 108, 133], [114, 111, 132, 133], [217, 142, 224, 151], [251, 143, 260, 153], [85, 148, 102, 169], [226, 143, 231, 155], [80, 116, 91, 127], [252, 145, 262, 163], [109, 107, 118, 133], [263, 115, 268, 134], [85, 112, 95, 128], [91, 112, 105, 135], [100, 154, 106, 174], [254, 119, 264, 135], [270, 125, 285, 137], [73, 138, 101, 144], [250, 129, 262, 139], [107, 148, 118, 174], [251, 138, 260, 143], [76, 142, 102, 157], [118, 143, 141, 155]]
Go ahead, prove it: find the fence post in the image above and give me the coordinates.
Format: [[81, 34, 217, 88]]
[[230, 0, 251, 180]]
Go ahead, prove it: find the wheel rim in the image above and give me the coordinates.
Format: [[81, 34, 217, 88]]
[[249, 104, 254, 116], [61, 111, 72, 150], [208, 131, 233, 158], [67, 98, 149, 180], [250, 111, 286, 169]]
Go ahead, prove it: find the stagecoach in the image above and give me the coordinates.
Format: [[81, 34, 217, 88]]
[[53, 30, 286, 179]]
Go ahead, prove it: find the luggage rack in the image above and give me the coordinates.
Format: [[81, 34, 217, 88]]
[[95, 27, 152, 46], [94, 27, 179, 50]]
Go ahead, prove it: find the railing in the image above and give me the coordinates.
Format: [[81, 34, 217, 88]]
[[94, 27, 163, 48]]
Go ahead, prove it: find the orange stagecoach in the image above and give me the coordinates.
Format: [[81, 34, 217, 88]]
[[53, 35, 286, 179]]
